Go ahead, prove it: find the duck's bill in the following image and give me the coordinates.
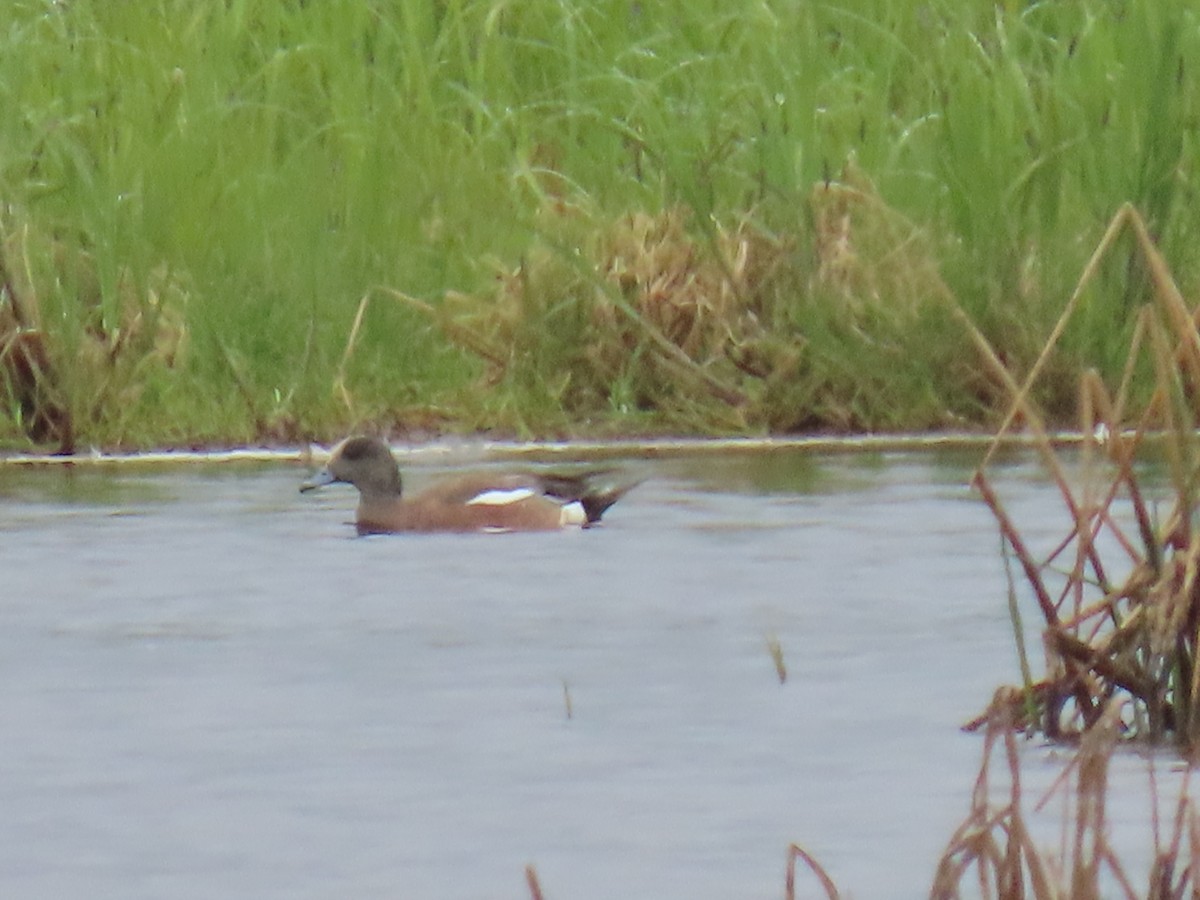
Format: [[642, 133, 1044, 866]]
[[299, 467, 335, 493]]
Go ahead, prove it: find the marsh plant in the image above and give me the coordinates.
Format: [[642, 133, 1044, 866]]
[[358, 159, 968, 436], [967, 205, 1200, 748], [934, 698, 1200, 899], [0, 216, 187, 451], [3, 2, 1200, 445], [794, 205, 1200, 900]]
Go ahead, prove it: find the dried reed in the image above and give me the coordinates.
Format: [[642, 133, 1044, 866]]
[[0, 224, 71, 448], [785, 842, 841, 900], [965, 204, 1200, 747], [933, 696, 1200, 898], [525, 863, 546, 900], [766, 634, 788, 684], [0, 217, 187, 450], [349, 177, 948, 433]]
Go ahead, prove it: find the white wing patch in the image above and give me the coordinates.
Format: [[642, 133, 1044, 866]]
[[559, 501, 587, 527], [466, 487, 535, 506]]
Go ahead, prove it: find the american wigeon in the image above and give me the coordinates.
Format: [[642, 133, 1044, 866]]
[[300, 436, 638, 534]]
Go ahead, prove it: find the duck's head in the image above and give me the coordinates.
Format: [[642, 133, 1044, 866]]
[[300, 436, 403, 497]]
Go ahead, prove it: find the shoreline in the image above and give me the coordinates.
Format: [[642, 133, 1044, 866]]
[[0, 429, 1111, 466]]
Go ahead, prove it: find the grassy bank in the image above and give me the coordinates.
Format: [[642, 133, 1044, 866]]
[[2, 0, 1199, 449]]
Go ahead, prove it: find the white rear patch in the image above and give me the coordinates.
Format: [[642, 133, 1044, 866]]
[[466, 487, 535, 506], [559, 501, 587, 527]]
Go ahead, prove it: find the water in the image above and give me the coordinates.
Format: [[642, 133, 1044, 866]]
[[0, 444, 1180, 898]]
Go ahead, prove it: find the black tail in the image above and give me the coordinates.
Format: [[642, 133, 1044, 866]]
[[538, 470, 642, 525], [579, 480, 641, 525]]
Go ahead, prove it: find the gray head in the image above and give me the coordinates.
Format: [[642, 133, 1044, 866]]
[[300, 436, 403, 498]]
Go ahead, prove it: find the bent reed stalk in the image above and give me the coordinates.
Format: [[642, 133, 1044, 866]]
[[967, 205, 1200, 748], [934, 696, 1200, 898]]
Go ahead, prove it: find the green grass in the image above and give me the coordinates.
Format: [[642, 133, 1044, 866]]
[[2, 0, 1199, 447]]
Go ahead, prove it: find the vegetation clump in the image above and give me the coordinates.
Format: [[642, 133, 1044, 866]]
[[1, 216, 187, 451], [967, 206, 1200, 749], [385, 165, 963, 435], [786, 208, 1200, 887], [935, 697, 1200, 898], [3, 1, 1200, 446]]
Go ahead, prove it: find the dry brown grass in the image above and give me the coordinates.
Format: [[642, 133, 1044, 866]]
[[808, 158, 945, 325], [785, 842, 841, 900], [934, 697, 1200, 899], [963, 204, 1200, 746], [390, 203, 793, 427], [936, 204, 1200, 898], [521, 843, 841, 900], [0, 217, 187, 449], [335, 167, 953, 433]]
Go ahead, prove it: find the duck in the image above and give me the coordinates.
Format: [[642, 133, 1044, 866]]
[[300, 435, 639, 534]]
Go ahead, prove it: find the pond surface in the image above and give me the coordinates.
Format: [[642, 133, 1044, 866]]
[[0, 442, 1182, 898]]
